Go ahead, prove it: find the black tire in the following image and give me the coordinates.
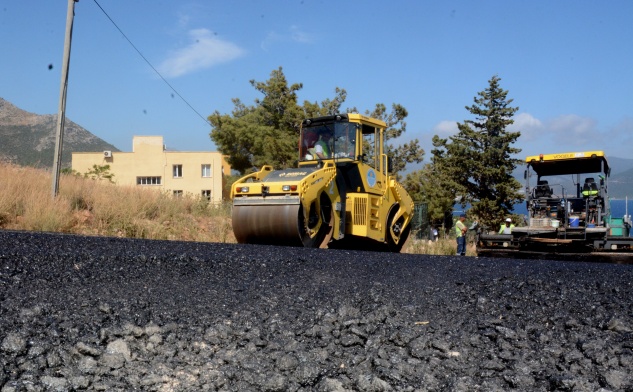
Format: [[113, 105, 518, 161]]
[[299, 195, 333, 248], [386, 206, 411, 253]]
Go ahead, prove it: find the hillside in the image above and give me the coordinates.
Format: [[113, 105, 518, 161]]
[[510, 168, 633, 199], [2, 97, 632, 197], [0, 97, 119, 168], [608, 156, 633, 175], [610, 167, 633, 198]]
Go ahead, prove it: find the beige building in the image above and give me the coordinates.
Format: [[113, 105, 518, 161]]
[[72, 136, 229, 203]]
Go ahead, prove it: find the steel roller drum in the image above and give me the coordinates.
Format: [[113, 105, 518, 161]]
[[232, 203, 304, 246]]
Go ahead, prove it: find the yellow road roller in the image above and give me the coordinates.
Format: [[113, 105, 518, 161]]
[[230, 113, 414, 252]]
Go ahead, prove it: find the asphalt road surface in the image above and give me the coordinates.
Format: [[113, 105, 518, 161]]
[[1, 230, 632, 391]]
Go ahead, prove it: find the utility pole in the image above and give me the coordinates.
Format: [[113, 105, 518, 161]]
[[51, 0, 78, 198]]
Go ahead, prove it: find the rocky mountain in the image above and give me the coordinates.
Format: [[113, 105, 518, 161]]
[[2, 97, 631, 197], [0, 97, 119, 168], [609, 168, 633, 199], [606, 157, 633, 198], [609, 156, 633, 175]]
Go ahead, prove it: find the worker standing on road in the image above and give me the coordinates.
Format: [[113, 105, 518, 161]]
[[455, 214, 467, 256], [499, 218, 515, 234]]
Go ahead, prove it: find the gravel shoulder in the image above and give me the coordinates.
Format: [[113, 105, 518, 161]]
[[1, 230, 632, 391]]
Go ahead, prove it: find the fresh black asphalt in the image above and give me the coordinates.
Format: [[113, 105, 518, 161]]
[[1, 230, 632, 391]]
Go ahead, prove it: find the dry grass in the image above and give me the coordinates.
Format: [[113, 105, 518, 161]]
[[0, 163, 235, 243], [1, 163, 472, 255], [403, 231, 478, 256]]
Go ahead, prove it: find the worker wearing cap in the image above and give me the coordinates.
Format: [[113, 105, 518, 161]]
[[499, 218, 515, 234], [455, 214, 467, 256]]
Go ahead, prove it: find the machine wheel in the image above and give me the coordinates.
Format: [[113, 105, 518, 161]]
[[299, 194, 333, 248], [479, 234, 513, 241], [386, 206, 411, 253], [232, 204, 304, 246]]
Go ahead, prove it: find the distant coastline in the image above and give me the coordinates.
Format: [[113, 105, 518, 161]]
[[456, 199, 632, 217]]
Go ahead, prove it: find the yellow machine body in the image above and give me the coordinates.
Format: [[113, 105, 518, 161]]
[[231, 113, 414, 252], [477, 150, 633, 261]]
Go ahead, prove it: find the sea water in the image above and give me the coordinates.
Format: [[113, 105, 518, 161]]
[[510, 199, 632, 218], [609, 199, 633, 218], [453, 199, 632, 222]]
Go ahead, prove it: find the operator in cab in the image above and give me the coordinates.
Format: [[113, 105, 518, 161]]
[[314, 130, 332, 159]]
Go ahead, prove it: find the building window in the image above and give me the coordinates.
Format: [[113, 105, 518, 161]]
[[202, 190, 211, 201], [137, 176, 162, 185], [173, 164, 183, 178], [201, 164, 211, 178], [173, 190, 183, 197]]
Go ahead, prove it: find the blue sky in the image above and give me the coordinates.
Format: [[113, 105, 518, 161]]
[[2, 1, 632, 163]]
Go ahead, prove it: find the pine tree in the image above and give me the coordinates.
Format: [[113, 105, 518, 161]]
[[209, 67, 423, 176], [208, 67, 303, 173], [433, 75, 524, 229]]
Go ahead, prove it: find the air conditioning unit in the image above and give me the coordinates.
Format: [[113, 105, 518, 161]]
[[103, 151, 112, 158]]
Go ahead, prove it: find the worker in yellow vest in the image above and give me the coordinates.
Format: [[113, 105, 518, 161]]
[[499, 218, 515, 234], [455, 214, 467, 256]]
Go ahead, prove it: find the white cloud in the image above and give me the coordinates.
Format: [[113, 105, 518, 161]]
[[605, 117, 633, 158], [261, 26, 315, 51], [158, 29, 245, 78], [431, 113, 633, 160], [261, 32, 282, 51], [512, 114, 633, 159], [509, 112, 544, 141], [510, 114, 597, 156], [289, 25, 313, 43], [432, 120, 458, 137], [177, 13, 190, 29], [433, 113, 545, 141], [548, 114, 596, 146]]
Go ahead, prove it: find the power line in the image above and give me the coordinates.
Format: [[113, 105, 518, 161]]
[[91, 0, 211, 127]]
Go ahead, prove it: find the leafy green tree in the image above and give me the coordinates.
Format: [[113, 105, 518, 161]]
[[404, 152, 457, 232], [303, 87, 347, 118], [84, 164, 115, 183], [209, 68, 302, 173], [358, 103, 424, 178], [432, 75, 523, 229], [209, 67, 422, 176], [61, 167, 80, 176]]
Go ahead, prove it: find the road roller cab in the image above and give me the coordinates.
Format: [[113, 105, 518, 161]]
[[231, 113, 414, 252]]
